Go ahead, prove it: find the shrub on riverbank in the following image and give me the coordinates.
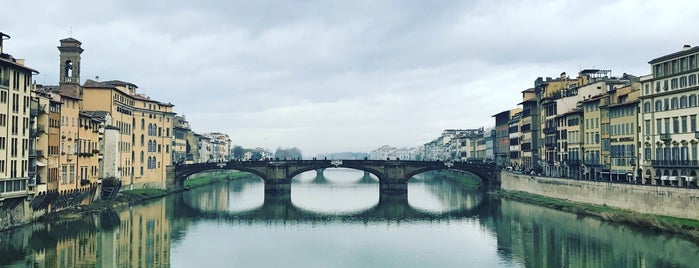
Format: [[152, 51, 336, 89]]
[[436, 170, 482, 189], [184, 171, 257, 189], [493, 190, 699, 242]]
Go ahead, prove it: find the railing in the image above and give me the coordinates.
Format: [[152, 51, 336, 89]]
[[651, 160, 699, 167], [660, 133, 671, 141], [543, 126, 557, 134], [566, 160, 581, 166]]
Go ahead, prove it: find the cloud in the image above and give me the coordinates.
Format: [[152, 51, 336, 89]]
[[2, 0, 698, 155]]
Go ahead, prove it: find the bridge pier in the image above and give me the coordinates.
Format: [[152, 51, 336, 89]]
[[379, 182, 408, 194], [264, 179, 291, 194]]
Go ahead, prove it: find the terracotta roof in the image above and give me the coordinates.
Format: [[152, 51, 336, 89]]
[[83, 79, 117, 89], [57, 84, 81, 100], [103, 80, 138, 88], [0, 54, 39, 74]]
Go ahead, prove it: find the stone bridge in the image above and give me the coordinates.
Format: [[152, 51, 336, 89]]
[[168, 160, 499, 194]]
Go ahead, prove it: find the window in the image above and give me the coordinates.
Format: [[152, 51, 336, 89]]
[[690, 75, 698, 86], [671, 97, 679, 109], [680, 76, 688, 88], [671, 78, 678, 89], [673, 117, 680, 133], [691, 94, 698, 107], [682, 116, 688, 133], [644, 101, 651, 113], [692, 115, 697, 132], [681, 96, 688, 108]]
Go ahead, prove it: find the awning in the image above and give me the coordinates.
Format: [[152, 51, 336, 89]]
[[686, 177, 696, 182], [660, 176, 669, 181], [36, 161, 46, 167], [669, 176, 678, 181]]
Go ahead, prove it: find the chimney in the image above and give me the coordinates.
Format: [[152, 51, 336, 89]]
[[0, 32, 10, 54], [683, 44, 691, 51]]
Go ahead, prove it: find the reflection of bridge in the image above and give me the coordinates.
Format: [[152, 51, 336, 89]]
[[169, 160, 498, 193], [173, 190, 487, 224]]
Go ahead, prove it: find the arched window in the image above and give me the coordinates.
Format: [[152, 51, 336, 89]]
[[140, 151, 144, 163], [643, 101, 651, 113], [140, 135, 144, 146], [64, 60, 73, 79], [691, 94, 698, 107], [141, 119, 145, 130], [655, 100, 662, 111], [680, 96, 688, 108]]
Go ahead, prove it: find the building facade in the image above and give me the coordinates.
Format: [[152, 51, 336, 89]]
[[639, 45, 699, 187]]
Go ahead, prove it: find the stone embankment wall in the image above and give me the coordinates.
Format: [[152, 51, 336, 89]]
[[501, 171, 699, 220]]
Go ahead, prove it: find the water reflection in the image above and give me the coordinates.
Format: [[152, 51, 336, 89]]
[[3, 170, 699, 267], [1, 199, 170, 267], [178, 179, 484, 224], [484, 198, 699, 268]]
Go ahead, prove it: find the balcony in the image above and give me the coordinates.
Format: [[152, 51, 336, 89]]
[[543, 126, 557, 134], [660, 133, 671, 141], [29, 150, 44, 157], [651, 160, 699, 167], [566, 160, 581, 166]]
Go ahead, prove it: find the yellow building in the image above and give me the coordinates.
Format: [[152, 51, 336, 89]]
[[606, 85, 640, 182], [537, 73, 581, 176], [58, 93, 82, 192], [82, 79, 174, 189], [77, 112, 102, 187], [0, 32, 38, 200]]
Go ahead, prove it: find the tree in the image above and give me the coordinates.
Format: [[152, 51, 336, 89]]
[[274, 147, 303, 159], [232, 145, 245, 160]]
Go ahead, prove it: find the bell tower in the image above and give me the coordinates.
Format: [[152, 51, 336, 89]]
[[58, 37, 83, 85]]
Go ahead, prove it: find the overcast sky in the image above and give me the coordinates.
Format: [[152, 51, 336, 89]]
[[2, 0, 698, 156]]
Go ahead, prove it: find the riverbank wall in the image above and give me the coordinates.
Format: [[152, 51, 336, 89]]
[[0, 186, 99, 231], [500, 171, 699, 220]]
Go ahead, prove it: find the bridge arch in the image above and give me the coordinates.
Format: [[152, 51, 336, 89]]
[[169, 160, 498, 193], [404, 167, 493, 188], [287, 165, 386, 182]]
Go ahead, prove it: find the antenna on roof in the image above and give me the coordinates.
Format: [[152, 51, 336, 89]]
[[69, 26, 73, 38]]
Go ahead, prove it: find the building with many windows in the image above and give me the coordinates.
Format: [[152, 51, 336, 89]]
[[0, 32, 38, 200], [639, 45, 699, 187]]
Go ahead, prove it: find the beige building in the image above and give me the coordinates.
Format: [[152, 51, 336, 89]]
[[82, 79, 174, 189], [30, 91, 50, 194], [0, 32, 38, 200], [639, 45, 699, 186], [203, 132, 230, 162], [606, 85, 640, 182]]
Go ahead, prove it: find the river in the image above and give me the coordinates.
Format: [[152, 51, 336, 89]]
[[1, 169, 697, 267]]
